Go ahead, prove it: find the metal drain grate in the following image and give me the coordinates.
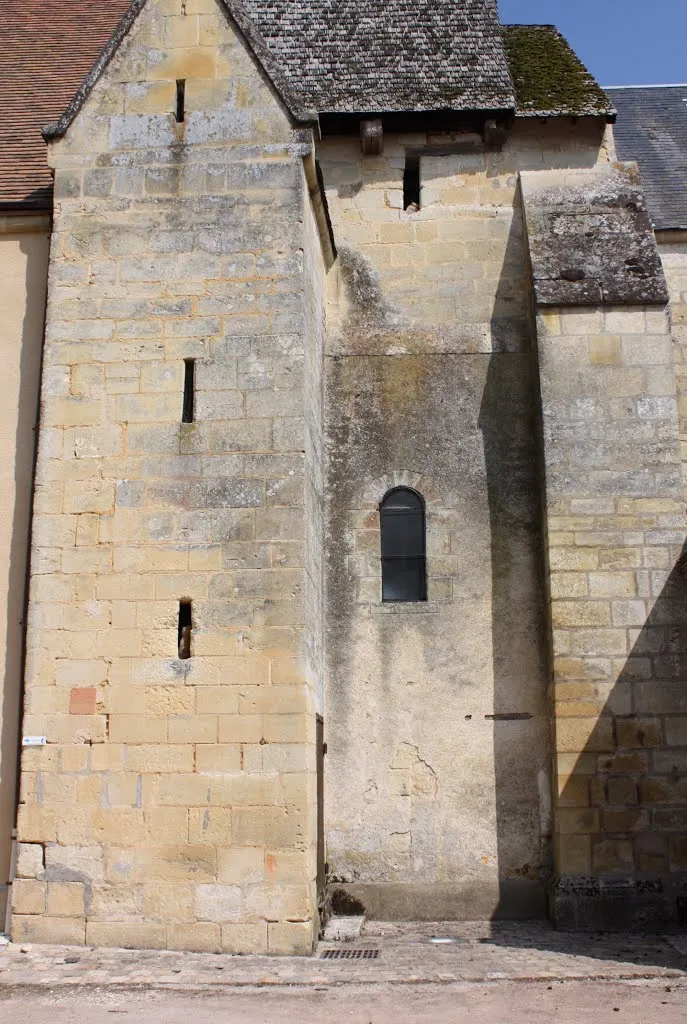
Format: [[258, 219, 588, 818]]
[[320, 948, 380, 960]]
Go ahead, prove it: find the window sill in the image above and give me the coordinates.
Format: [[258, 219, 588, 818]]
[[366, 601, 448, 616]]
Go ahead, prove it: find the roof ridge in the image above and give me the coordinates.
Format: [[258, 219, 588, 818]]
[[605, 84, 687, 90], [502, 24, 559, 30]]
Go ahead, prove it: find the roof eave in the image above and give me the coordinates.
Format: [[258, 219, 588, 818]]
[[318, 102, 516, 117], [0, 199, 53, 214], [515, 108, 616, 122]]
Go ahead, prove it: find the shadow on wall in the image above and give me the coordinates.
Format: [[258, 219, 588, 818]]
[[554, 544, 687, 930], [479, 192, 552, 922], [479, 196, 687, 966], [485, 548, 687, 970], [0, 228, 48, 926]]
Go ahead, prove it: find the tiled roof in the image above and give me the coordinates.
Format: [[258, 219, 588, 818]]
[[606, 86, 687, 231], [0, 0, 131, 210], [502, 25, 615, 119], [44, 0, 516, 141], [2, 2, 614, 211], [240, 0, 515, 115]]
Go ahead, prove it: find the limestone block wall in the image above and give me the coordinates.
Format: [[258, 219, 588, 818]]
[[0, 215, 50, 927], [12, 0, 321, 954], [660, 233, 687, 479], [318, 120, 613, 920], [302, 182, 326, 718], [535, 305, 687, 928]]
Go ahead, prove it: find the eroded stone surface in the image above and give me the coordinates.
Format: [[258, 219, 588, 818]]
[[522, 164, 669, 306]]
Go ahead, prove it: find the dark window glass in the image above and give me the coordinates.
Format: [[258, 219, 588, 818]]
[[380, 488, 427, 602]]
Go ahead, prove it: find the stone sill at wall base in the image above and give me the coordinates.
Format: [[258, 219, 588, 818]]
[[552, 876, 687, 932], [332, 881, 547, 922]]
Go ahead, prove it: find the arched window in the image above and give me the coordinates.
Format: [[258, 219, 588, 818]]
[[380, 488, 427, 603]]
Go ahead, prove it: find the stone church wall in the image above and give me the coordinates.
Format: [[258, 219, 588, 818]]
[[661, 233, 687, 478], [8, 0, 684, 943], [12, 0, 321, 954], [535, 304, 687, 926], [521, 162, 687, 929], [0, 215, 51, 927], [318, 121, 613, 919]]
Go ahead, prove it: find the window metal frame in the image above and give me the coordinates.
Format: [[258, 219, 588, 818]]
[[380, 487, 427, 603]]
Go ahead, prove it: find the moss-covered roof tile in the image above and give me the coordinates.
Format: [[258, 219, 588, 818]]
[[503, 25, 615, 119]]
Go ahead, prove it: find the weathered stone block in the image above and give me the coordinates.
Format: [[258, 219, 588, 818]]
[[616, 717, 663, 749], [188, 807, 231, 846], [552, 602, 611, 628], [195, 884, 242, 923], [47, 882, 86, 917], [195, 744, 242, 772], [665, 717, 687, 746], [232, 807, 304, 849], [168, 715, 218, 744], [85, 921, 167, 950], [588, 335, 621, 366], [557, 835, 591, 875], [12, 879, 46, 915], [15, 843, 45, 880], [12, 914, 85, 945], [221, 921, 268, 954], [217, 848, 263, 885], [267, 921, 314, 956], [168, 922, 222, 952]]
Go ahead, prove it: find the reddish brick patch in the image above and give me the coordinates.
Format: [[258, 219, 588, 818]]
[[69, 687, 97, 715]]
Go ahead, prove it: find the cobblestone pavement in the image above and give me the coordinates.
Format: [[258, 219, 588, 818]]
[[0, 921, 686, 991]]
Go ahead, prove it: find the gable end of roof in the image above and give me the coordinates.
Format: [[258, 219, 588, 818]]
[[43, 0, 317, 142], [43, 0, 147, 140]]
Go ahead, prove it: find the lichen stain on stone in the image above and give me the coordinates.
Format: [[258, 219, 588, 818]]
[[336, 244, 406, 342], [523, 164, 669, 306], [331, 245, 497, 356], [333, 245, 455, 356], [179, 421, 200, 459], [378, 353, 430, 426], [502, 25, 613, 117]]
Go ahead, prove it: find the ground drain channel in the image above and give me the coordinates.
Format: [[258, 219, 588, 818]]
[[320, 949, 380, 960]]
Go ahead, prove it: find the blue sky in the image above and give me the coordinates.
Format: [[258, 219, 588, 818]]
[[498, 1, 687, 86]]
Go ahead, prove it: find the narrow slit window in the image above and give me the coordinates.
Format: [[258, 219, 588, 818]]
[[403, 154, 421, 211], [178, 600, 192, 660], [182, 359, 195, 423], [175, 79, 186, 123], [380, 488, 427, 603]]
